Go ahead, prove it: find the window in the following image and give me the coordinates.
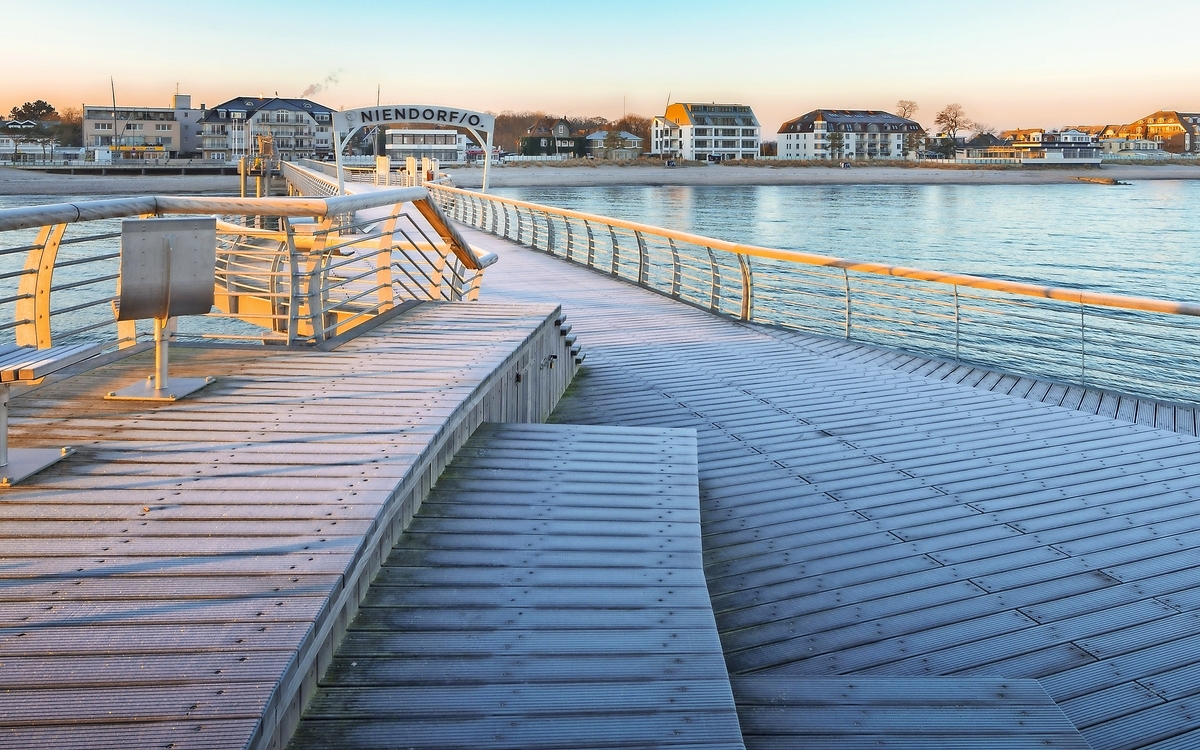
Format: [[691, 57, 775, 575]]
[[695, 128, 710, 136], [155, 124, 171, 131], [694, 140, 710, 148], [94, 122, 113, 130], [742, 129, 756, 137]]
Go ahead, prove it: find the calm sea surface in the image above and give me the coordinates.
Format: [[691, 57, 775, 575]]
[[492, 181, 1200, 302], [3, 181, 1198, 302]]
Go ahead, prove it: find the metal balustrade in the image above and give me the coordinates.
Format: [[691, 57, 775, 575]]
[[428, 183, 1200, 406], [0, 189, 494, 352]]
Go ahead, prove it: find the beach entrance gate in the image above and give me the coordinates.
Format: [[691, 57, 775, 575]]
[[331, 105, 496, 194]]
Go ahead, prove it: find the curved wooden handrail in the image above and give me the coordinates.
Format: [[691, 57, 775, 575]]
[[429, 184, 1200, 317]]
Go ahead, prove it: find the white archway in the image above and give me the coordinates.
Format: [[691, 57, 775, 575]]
[[332, 105, 496, 193]]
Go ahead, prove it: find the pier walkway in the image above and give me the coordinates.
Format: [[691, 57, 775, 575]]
[[463, 224, 1200, 750], [290, 422, 745, 749], [0, 302, 575, 750]]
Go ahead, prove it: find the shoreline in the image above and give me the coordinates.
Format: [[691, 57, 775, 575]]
[[0, 166, 240, 196], [3, 162, 1200, 196], [446, 163, 1200, 188]]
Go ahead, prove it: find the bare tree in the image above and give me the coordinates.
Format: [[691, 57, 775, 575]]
[[934, 103, 970, 140], [970, 122, 997, 139], [895, 100, 919, 120]]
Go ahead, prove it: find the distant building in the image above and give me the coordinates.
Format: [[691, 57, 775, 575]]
[[776, 110, 921, 161], [969, 128, 1101, 163], [198, 97, 334, 162], [517, 117, 585, 157], [82, 94, 205, 159], [651, 103, 760, 161], [385, 128, 469, 164], [1099, 138, 1169, 157], [585, 130, 643, 160], [1094, 111, 1200, 154]]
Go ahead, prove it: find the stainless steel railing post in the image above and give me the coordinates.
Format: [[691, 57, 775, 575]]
[[609, 226, 620, 276], [707, 247, 721, 312], [668, 239, 682, 298], [737, 254, 752, 321], [953, 284, 961, 362], [635, 231, 649, 285], [843, 269, 852, 339]]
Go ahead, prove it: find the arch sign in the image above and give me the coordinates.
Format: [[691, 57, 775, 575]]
[[332, 105, 496, 193]]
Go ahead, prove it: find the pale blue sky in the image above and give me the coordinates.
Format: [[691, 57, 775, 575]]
[[4, 0, 1199, 134]]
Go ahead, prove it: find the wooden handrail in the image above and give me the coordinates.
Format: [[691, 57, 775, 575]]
[[429, 184, 1200, 317]]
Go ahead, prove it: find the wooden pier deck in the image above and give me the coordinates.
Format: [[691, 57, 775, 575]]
[[290, 422, 744, 750], [464, 224, 1200, 750], [0, 302, 574, 750]]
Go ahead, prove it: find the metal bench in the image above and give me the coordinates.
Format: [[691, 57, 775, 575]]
[[0, 341, 105, 486]]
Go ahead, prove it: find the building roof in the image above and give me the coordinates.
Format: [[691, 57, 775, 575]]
[[663, 103, 759, 128], [778, 109, 921, 134], [199, 97, 333, 123], [585, 130, 643, 143], [526, 117, 573, 136]]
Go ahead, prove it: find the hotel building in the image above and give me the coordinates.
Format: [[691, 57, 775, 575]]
[[777, 110, 921, 161], [82, 94, 205, 159], [199, 97, 334, 162], [1093, 111, 1200, 154], [651, 103, 760, 161]]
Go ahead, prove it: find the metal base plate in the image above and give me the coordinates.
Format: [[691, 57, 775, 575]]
[[105, 376, 215, 402], [1, 447, 74, 488]]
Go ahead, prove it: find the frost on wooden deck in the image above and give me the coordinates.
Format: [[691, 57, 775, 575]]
[[0, 301, 572, 750], [466, 224, 1200, 750]]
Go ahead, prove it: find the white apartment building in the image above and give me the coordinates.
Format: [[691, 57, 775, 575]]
[[199, 97, 334, 162], [385, 129, 468, 164], [651, 103, 760, 161], [82, 94, 205, 159], [778, 110, 922, 160]]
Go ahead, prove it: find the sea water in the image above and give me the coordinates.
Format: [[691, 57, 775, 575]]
[[492, 181, 1200, 302]]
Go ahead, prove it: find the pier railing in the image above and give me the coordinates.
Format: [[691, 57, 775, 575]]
[[428, 183, 1200, 406], [0, 189, 494, 351]]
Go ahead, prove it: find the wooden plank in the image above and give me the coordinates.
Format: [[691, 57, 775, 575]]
[[463, 225, 1200, 748], [293, 423, 742, 749], [0, 301, 576, 750]]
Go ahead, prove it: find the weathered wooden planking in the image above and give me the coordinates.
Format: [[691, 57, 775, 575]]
[[730, 675, 1090, 749], [0, 301, 577, 750], [289, 423, 743, 750], [464, 224, 1200, 750]]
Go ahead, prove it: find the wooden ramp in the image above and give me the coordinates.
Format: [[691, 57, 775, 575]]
[[0, 302, 576, 750], [461, 223, 1200, 750], [731, 676, 1088, 749], [289, 422, 745, 750]]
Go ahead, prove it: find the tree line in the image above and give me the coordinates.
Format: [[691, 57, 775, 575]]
[[491, 111, 652, 152], [2, 100, 84, 159]]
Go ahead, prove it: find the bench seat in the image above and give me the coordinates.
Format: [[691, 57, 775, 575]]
[[1, 342, 106, 487]]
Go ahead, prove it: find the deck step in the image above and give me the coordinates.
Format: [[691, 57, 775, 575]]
[[290, 422, 745, 750], [730, 675, 1091, 749]]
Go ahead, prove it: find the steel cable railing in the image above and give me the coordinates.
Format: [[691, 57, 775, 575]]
[[428, 183, 1200, 406], [0, 188, 494, 352]]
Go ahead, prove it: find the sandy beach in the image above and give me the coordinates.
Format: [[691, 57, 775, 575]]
[[0, 166, 241, 196], [3, 162, 1199, 197], [445, 162, 1200, 188]]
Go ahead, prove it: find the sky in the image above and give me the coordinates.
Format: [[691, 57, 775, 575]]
[[3, 0, 1199, 136]]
